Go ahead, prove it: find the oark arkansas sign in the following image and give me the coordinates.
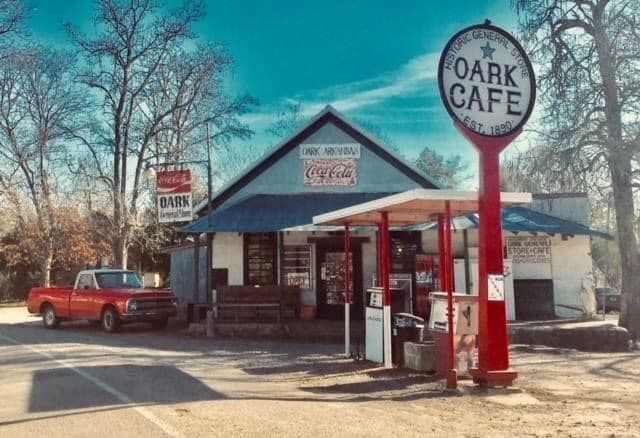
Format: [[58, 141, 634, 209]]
[[438, 23, 535, 138]]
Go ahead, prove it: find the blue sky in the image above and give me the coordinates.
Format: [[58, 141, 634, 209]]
[[27, 0, 525, 187]]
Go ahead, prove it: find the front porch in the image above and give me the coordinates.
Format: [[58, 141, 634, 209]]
[[212, 319, 365, 344]]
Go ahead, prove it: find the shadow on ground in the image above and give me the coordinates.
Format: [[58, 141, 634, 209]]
[[28, 364, 225, 413]]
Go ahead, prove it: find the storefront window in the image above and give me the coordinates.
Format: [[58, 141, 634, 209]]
[[244, 233, 277, 285], [282, 244, 312, 289]]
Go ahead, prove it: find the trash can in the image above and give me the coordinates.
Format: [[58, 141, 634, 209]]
[[392, 313, 424, 367]]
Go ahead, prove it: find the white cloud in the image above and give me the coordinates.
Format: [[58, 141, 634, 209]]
[[238, 52, 442, 139], [299, 52, 440, 114]]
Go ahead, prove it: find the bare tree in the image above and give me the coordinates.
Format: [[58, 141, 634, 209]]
[[67, 0, 205, 268], [267, 101, 303, 139], [0, 0, 26, 59], [514, 0, 640, 337], [69, 1, 256, 267], [0, 49, 87, 286], [146, 46, 255, 170], [415, 146, 469, 189]]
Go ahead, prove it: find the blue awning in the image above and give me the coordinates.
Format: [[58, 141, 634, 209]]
[[404, 206, 612, 239], [178, 192, 397, 233]]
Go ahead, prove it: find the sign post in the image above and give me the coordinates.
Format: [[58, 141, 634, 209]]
[[438, 21, 535, 387]]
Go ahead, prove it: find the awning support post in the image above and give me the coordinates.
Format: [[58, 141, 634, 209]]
[[444, 201, 457, 389], [380, 212, 392, 369], [344, 223, 351, 357]]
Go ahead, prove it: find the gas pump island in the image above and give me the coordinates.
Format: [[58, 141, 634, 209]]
[[437, 21, 536, 387], [313, 21, 535, 389]]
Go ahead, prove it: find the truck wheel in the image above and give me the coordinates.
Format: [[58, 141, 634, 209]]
[[42, 304, 59, 329], [151, 318, 168, 330], [101, 307, 120, 333]]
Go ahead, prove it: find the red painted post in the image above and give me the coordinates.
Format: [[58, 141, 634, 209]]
[[456, 122, 521, 387], [381, 213, 390, 307], [444, 201, 457, 389], [345, 224, 351, 305], [437, 215, 447, 291]]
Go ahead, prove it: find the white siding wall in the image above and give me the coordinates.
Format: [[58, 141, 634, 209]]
[[550, 235, 595, 317], [422, 229, 595, 318], [212, 233, 244, 285]]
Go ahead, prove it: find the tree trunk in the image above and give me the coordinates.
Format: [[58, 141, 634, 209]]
[[112, 231, 129, 269], [591, 17, 640, 339], [41, 242, 53, 287], [610, 151, 640, 339]]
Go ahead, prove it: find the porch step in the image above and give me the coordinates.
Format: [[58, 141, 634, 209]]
[[213, 320, 365, 342]]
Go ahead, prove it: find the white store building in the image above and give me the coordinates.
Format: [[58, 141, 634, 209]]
[[169, 106, 609, 322]]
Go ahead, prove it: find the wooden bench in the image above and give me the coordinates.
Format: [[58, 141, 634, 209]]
[[215, 285, 300, 322]]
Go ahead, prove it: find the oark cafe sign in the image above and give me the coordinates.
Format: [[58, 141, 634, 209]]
[[438, 22, 535, 138]]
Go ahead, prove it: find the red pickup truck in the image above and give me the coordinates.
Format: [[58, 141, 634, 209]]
[[27, 269, 177, 332]]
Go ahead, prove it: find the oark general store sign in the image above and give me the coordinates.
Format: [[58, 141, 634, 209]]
[[301, 143, 359, 186], [157, 170, 192, 223]]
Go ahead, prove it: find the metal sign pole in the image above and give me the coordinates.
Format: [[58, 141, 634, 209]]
[[457, 124, 521, 387]]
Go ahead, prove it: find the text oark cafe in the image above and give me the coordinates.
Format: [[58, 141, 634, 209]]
[[166, 106, 610, 323]]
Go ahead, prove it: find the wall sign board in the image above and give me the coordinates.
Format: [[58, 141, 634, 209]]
[[304, 159, 357, 186], [505, 236, 552, 265], [438, 23, 535, 138], [299, 143, 360, 159], [157, 170, 192, 223]]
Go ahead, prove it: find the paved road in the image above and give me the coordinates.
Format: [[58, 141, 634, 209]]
[[0, 307, 356, 437], [2, 307, 640, 437]]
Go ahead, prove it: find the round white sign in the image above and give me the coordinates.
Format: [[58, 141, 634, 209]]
[[438, 23, 535, 138]]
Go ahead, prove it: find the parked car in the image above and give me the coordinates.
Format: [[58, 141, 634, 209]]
[[27, 269, 177, 332], [594, 287, 621, 312]]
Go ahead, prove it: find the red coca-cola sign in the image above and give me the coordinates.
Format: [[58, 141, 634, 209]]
[[157, 170, 191, 192], [303, 159, 357, 186]]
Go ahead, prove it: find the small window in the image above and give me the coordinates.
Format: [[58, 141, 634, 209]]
[[77, 274, 95, 290]]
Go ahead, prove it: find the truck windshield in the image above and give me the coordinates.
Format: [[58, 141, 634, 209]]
[[95, 272, 143, 289]]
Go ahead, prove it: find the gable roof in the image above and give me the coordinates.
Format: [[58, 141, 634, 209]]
[[194, 105, 441, 215]]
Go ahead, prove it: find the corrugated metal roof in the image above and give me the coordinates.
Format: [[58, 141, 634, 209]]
[[179, 192, 396, 233], [404, 207, 612, 239]]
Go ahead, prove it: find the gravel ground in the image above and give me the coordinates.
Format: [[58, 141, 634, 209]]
[[1, 306, 639, 437]]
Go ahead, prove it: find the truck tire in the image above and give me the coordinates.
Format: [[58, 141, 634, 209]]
[[42, 304, 59, 329], [101, 307, 120, 333]]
